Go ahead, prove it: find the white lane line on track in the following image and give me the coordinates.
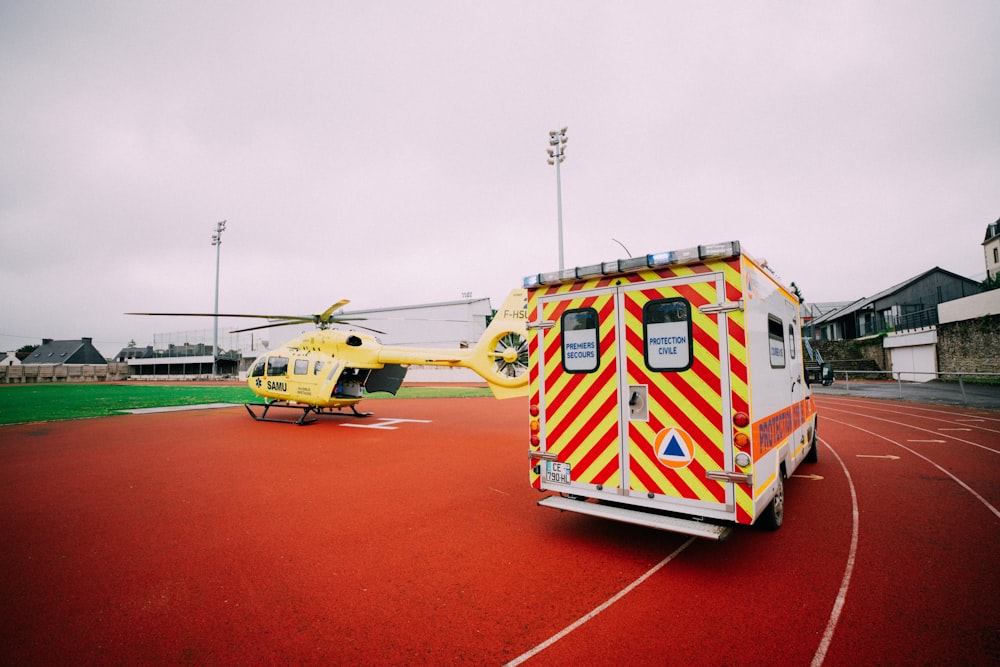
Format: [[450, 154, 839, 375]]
[[825, 417, 1000, 520], [811, 437, 860, 667], [820, 406, 1000, 455], [502, 537, 695, 667], [815, 397, 1000, 431]]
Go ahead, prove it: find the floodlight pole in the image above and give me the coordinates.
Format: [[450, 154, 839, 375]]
[[211, 220, 227, 378], [547, 127, 568, 270]]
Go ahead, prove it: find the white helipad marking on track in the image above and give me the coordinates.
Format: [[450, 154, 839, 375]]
[[503, 537, 695, 667], [340, 418, 431, 430], [811, 437, 860, 667]]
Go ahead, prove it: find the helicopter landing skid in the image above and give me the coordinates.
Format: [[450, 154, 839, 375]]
[[315, 405, 373, 418], [244, 402, 319, 425]]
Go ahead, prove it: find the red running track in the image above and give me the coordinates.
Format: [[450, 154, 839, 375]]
[[1, 395, 997, 665]]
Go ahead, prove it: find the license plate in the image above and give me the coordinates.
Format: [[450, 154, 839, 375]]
[[544, 461, 571, 485]]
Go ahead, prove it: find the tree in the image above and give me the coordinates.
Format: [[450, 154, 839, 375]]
[[790, 282, 805, 304], [16, 344, 38, 360]]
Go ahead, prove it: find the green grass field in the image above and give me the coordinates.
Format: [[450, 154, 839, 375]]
[[0, 383, 492, 425]]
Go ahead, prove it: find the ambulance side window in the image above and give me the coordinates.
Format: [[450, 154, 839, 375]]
[[293, 359, 309, 375], [788, 323, 796, 360], [768, 316, 786, 368], [561, 308, 599, 373], [644, 298, 692, 371]]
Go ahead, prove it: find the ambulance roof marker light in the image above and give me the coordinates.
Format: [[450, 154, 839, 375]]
[[699, 240, 741, 260], [576, 263, 604, 279], [618, 255, 649, 271]]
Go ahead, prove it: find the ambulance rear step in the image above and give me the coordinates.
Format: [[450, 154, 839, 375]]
[[538, 496, 732, 541]]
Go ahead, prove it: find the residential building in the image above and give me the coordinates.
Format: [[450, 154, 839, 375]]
[[810, 268, 980, 341], [22, 338, 107, 365], [984, 218, 1000, 281]]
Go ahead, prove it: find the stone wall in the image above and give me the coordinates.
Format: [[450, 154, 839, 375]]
[[811, 313, 1000, 378], [0, 363, 131, 384], [811, 337, 887, 371], [936, 314, 1000, 375]]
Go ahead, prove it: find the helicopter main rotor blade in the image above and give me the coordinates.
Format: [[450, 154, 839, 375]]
[[228, 319, 315, 333], [319, 300, 351, 320], [126, 311, 320, 320], [229, 319, 387, 335]]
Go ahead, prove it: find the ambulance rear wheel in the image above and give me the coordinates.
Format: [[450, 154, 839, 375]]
[[758, 475, 784, 531], [805, 422, 819, 463]]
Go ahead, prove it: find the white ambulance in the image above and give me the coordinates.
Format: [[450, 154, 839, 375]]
[[523, 241, 819, 540]]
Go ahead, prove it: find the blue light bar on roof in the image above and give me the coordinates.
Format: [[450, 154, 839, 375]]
[[648, 246, 699, 267], [523, 241, 742, 288]]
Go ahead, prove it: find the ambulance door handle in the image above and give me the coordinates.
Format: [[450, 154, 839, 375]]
[[628, 385, 648, 421], [526, 320, 555, 331]]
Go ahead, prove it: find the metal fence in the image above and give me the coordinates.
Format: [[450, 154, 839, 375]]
[[824, 369, 1000, 407]]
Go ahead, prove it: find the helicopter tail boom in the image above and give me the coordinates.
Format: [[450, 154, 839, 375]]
[[375, 289, 529, 399]]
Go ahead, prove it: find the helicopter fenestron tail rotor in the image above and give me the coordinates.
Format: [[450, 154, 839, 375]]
[[489, 331, 528, 379]]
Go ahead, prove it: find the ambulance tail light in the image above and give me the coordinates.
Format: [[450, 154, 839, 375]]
[[529, 403, 541, 446], [733, 411, 750, 450]]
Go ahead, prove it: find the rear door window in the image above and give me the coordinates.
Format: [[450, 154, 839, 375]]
[[644, 298, 692, 371], [561, 308, 599, 373]]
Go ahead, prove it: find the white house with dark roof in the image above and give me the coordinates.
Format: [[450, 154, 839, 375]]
[[23, 338, 107, 365], [984, 217, 1000, 281]]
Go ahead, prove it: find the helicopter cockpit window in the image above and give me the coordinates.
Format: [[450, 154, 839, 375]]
[[294, 359, 309, 375], [250, 358, 266, 377], [267, 356, 288, 376]]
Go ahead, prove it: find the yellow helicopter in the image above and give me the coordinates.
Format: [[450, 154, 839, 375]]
[[129, 289, 529, 424]]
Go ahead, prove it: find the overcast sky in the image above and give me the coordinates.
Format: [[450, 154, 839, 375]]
[[2, 1, 998, 356]]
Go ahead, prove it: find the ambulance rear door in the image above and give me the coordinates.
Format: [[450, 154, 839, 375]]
[[535, 272, 735, 520], [620, 274, 734, 520], [535, 287, 623, 495]]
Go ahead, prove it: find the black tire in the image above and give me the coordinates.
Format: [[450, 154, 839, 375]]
[[805, 421, 819, 463], [757, 474, 784, 531]]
